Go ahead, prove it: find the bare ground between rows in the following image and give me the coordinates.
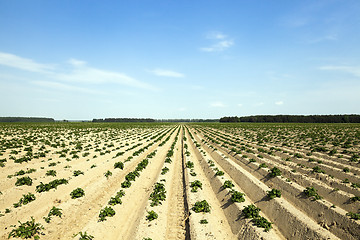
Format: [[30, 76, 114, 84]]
[[134, 130, 186, 240], [198, 128, 360, 212], [244, 138, 360, 176], [0, 132, 160, 211], [183, 135, 236, 240], [0, 127, 167, 207], [202, 128, 360, 186], [0, 128, 162, 180], [190, 128, 358, 240], [238, 137, 360, 185], [0, 127, 176, 240], [208, 127, 360, 183], [185, 129, 285, 240], [79, 128, 179, 240], [220, 127, 359, 163]]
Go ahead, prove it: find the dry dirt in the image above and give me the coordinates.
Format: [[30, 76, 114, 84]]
[[0, 123, 359, 240]]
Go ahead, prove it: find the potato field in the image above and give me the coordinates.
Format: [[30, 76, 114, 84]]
[[0, 122, 360, 239]]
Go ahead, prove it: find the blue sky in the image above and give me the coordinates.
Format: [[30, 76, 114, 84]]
[[0, 0, 359, 120]]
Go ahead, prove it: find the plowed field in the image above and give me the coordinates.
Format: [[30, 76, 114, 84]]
[[1, 123, 359, 239]]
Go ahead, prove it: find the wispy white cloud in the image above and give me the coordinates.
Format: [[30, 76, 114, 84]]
[[200, 31, 234, 52], [178, 107, 187, 112], [275, 101, 284, 105], [206, 31, 227, 40], [201, 40, 234, 52], [57, 63, 157, 90], [306, 34, 338, 44], [210, 101, 225, 107], [150, 68, 184, 78], [319, 65, 360, 78], [31, 81, 104, 94], [237, 103, 243, 107], [0, 73, 32, 82], [68, 58, 87, 67], [0, 52, 157, 91], [0, 52, 54, 73]]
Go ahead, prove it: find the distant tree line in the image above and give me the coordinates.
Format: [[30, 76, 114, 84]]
[[156, 119, 218, 122], [0, 117, 55, 123], [92, 118, 156, 123], [93, 118, 219, 123], [219, 116, 241, 123], [220, 115, 360, 123]]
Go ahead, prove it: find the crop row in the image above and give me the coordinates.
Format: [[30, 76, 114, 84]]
[[189, 125, 359, 239], [1, 124, 178, 239]]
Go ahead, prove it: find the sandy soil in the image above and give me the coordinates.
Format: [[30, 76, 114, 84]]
[[1, 124, 359, 240]]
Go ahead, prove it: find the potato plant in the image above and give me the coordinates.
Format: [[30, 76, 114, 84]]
[[213, 168, 224, 176], [161, 167, 169, 175], [45, 170, 56, 177], [189, 170, 197, 176], [146, 210, 158, 221], [36, 179, 68, 193], [73, 170, 84, 177], [0, 159, 6, 167], [74, 232, 94, 240], [8, 217, 44, 239], [190, 180, 202, 192], [43, 206, 62, 223], [108, 190, 125, 206], [242, 204, 260, 218], [149, 182, 166, 206], [303, 187, 322, 201], [200, 219, 208, 224], [252, 216, 272, 232], [15, 176, 33, 186], [269, 167, 281, 177], [125, 171, 139, 181], [312, 166, 325, 174], [114, 161, 124, 169], [186, 161, 194, 169], [350, 196, 360, 202], [70, 188, 85, 199], [346, 212, 360, 220], [259, 163, 267, 168], [15, 170, 26, 176], [192, 200, 210, 213], [223, 180, 234, 189], [267, 189, 281, 199], [231, 190, 245, 203], [104, 170, 112, 179], [14, 193, 36, 208], [121, 180, 131, 188], [98, 206, 115, 221]]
